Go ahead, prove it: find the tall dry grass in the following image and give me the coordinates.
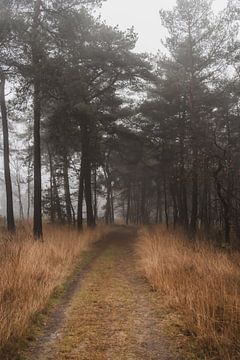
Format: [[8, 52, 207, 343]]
[[0, 223, 107, 349], [137, 227, 240, 359]]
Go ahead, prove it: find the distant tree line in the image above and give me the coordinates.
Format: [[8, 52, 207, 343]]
[[109, 0, 240, 245], [0, 0, 239, 245], [0, 0, 150, 237]]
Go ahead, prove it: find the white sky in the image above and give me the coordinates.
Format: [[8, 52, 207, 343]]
[[99, 0, 229, 53]]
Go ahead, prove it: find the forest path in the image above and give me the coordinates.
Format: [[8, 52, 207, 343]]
[[25, 227, 177, 360]]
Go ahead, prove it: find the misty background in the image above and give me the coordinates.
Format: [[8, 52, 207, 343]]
[[0, 0, 231, 218]]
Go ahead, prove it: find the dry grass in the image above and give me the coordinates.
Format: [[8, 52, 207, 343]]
[[0, 223, 107, 349], [137, 227, 240, 360]]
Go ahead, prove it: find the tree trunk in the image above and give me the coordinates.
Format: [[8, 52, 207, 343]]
[[52, 164, 62, 222], [104, 169, 111, 224], [32, 0, 43, 239], [126, 183, 131, 225], [214, 163, 231, 244], [63, 154, 72, 225], [77, 158, 84, 230], [93, 168, 98, 223], [141, 178, 147, 224], [110, 180, 115, 224], [48, 149, 55, 223], [0, 71, 15, 232], [178, 105, 188, 230], [81, 122, 95, 228], [71, 203, 76, 226], [155, 180, 162, 224], [170, 182, 179, 228], [181, 181, 189, 230], [84, 160, 95, 227], [201, 163, 210, 232], [16, 174, 24, 220], [190, 154, 198, 235], [163, 174, 169, 229], [188, 24, 199, 236], [27, 151, 32, 219]]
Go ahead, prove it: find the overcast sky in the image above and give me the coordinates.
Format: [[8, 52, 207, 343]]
[[99, 0, 229, 53]]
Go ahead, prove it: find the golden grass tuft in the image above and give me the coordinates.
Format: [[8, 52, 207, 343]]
[[0, 223, 107, 349], [137, 227, 240, 359]]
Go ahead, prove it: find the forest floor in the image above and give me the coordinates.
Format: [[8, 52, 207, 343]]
[[22, 226, 179, 360]]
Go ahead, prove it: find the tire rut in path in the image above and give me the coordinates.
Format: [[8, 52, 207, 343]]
[[26, 227, 177, 360]]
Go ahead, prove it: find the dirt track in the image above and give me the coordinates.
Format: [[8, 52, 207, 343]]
[[24, 227, 177, 360]]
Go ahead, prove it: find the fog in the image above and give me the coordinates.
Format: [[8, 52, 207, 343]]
[[100, 0, 229, 53]]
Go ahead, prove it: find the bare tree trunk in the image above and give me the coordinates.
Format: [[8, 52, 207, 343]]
[[179, 106, 188, 230], [71, 203, 76, 226], [181, 181, 189, 230], [163, 174, 169, 229], [141, 178, 147, 224], [105, 190, 111, 224], [33, 77, 42, 238], [155, 180, 162, 224], [16, 174, 24, 220], [32, 0, 43, 239], [170, 182, 179, 228], [63, 154, 72, 225], [214, 162, 231, 244], [126, 183, 131, 225], [0, 71, 15, 232], [201, 162, 210, 232], [77, 158, 84, 230], [81, 122, 95, 228], [93, 168, 98, 223], [48, 149, 55, 223], [110, 182, 115, 224], [190, 157, 198, 235], [27, 151, 32, 219], [104, 169, 111, 224], [52, 164, 62, 222], [84, 159, 95, 227]]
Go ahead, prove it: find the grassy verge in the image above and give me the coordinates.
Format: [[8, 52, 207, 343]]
[[0, 223, 108, 358], [137, 227, 240, 360]]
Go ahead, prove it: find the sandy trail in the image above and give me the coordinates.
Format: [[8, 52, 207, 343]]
[[25, 227, 177, 360]]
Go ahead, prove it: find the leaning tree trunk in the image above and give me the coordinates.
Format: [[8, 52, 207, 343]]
[[32, 0, 43, 239], [0, 71, 15, 232]]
